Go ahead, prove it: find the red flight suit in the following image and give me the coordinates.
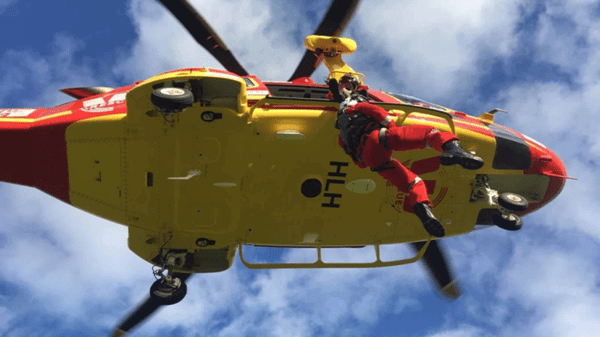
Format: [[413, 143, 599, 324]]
[[337, 102, 458, 210]]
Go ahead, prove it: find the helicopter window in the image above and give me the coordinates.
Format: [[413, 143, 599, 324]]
[[488, 124, 531, 170], [387, 93, 449, 112], [244, 78, 257, 88]]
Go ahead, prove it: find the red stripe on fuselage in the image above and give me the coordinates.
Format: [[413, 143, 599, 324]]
[[0, 85, 133, 204], [0, 108, 78, 203]]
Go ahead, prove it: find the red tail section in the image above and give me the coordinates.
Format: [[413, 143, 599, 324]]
[[0, 85, 134, 203], [0, 107, 72, 203]]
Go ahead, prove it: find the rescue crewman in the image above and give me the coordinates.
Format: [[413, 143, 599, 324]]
[[330, 74, 484, 237]]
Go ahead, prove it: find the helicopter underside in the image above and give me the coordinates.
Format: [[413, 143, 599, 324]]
[[54, 69, 566, 271]]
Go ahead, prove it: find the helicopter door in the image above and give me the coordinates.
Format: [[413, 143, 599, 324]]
[[122, 72, 249, 236], [166, 76, 248, 234]]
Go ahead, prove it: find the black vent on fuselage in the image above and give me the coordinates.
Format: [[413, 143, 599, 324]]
[[265, 85, 331, 99]]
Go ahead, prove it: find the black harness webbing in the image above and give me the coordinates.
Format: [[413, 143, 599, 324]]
[[336, 93, 392, 165], [370, 156, 394, 172]]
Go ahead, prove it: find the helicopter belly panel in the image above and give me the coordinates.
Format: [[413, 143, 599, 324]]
[[242, 108, 405, 246], [112, 72, 253, 260], [69, 141, 122, 207], [123, 136, 162, 224], [239, 106, 497, 246], [66, 114, 128, 225], [167, 132, 241, 234]]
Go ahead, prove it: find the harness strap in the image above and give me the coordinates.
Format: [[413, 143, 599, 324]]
[[370, 157, 394, 172], [381, 116, 393, 126], [408, 177, 423, 191], [379, 127, 391, 151]]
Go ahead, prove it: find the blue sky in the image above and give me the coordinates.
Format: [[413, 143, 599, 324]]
[[1, 0, 600, 336]]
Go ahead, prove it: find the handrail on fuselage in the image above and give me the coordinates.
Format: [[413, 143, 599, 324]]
[[376, 103, 457, 134], [246, 96, 457, 134], [237, 237, 433, 269]]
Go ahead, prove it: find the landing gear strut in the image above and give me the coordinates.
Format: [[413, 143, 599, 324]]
[[471, 175, 529, 231], [150, 253, 188, 305]]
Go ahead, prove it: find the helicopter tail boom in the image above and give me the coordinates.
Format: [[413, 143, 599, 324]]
[[0, 108, 71, 203]]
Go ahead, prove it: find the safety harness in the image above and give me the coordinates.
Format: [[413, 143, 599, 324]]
[[337, 113, 380, 162], [336, 93, 393, 171]]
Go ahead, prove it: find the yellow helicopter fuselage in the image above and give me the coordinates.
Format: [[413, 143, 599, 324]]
[[48, 67, 565, 271]]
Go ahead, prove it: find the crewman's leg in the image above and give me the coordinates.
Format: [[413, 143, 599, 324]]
[[374, 160, 445, 237], [360, 132, 445, 237], [383, 126, 484, 170], [360, 129, 394, 167], [360, 131, 432, 202], [374, 158, 419, 194], [384, 125, 457, 152]]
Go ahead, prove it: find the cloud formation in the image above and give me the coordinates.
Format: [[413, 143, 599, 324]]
[[500, 244, 600, 336], [495, 0, 600, 241], [0, 0, 16, 15], [353, 0, 528, 103], [1, 1, 600, 336], [0, 33, 116, 109], [114, 0, 310, 84]]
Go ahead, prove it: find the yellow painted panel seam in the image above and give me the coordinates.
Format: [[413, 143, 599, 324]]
[[70, 191, 126, 212]]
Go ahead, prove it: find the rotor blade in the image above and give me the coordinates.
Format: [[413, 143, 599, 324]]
[[157, 0, 249, 76], [288, 0, 361, 81], [111, 297, 161, 337], [111, 273, 193, 337], [410, 240, 462, 300], [60, 87, 114, 99]]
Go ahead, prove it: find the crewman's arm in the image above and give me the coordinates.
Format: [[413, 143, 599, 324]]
[[346, 102, 395, 129], [328, 79, 344, 103]]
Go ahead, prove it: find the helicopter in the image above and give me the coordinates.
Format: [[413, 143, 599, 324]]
[[0, 0, 570, 336]]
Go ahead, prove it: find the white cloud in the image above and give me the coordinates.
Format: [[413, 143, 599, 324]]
[[353, 0, 526, 102], [499, 246, 600, 337], [494, 0, 600, 241], [0, 0, 16, 15], [426, 324, 492, 337], [0, 33, 117, 108], [0, 184, 149, 317], [114, 0, 307, 83], [43, 241, 433, 337], [2, 1, 600, 337], [233, 247, 431, 333], [0, 306, 15, 334], [534, 0, 600, 81]]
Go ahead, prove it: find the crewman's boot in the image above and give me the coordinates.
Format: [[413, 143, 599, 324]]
[[440, 140, 484, 170], [413, 202, 445, 237]]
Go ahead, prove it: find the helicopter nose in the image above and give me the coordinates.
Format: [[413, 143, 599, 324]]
[[525, 139, 569, 208], [530, 146, 569, 180], [539, 148, 567, 179]]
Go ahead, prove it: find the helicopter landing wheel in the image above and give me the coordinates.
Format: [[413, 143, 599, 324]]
[[151, 87, 194, 113], [492, 212, 522, 231], [150, 277, 187, 305], [498, 192, 529, 212]]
